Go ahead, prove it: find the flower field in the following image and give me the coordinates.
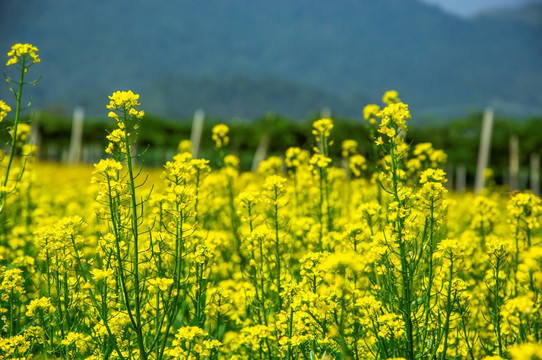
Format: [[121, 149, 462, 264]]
[[1, 45, 542, 360]]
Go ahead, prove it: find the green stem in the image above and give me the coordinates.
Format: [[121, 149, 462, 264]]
[[123, 112, 147, 360], [274, 186, 282, 311], [494, 257, 503, 357], [439, 256, 455, 360], [3, 56, 26, 190], [389, 140, 414, 360]]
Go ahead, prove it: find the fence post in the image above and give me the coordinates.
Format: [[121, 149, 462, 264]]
[[475, 107, 494, 193], [30, 111, 41, 160], [68, 107, 84, 164], [455, 164, 466, 193], [191, 109, 204, 158], [251, 133, 270, 172], [531, 153, 540, 196], [509, 136, 519, 191]]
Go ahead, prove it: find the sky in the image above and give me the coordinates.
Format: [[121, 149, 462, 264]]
[[420, 0, 542, 17]]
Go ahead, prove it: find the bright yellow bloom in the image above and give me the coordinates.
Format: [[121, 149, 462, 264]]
[[420, 168, 447, 184], [382, 90, 400, 105], [0, 268, 25, 300], [509, 343, 542, 360], [257, 156, 283, 176], [12, 123, 31, 143], [341, 139, 358, 158], [212, 123, 230, 148], [437, 238, 465, 258], [224, 154, 239, 168], [93, 158, 123, 176], [148, 277, 174, 292], [310, 153, 332, 169], [312, 118, 334, 141], [91, 268, 115, 281], [377, 102, 411, 133], [61, 332, 87, 349], [106, 90, 141, 112], [285, 147, 310, 169], [26, 297, 55, 317], [349, 154, 367, 177], [0, 100, 11, 122], [178, 139, 193, 154], [6, 43, 40, 66], [508, 192, 542, 230], [263, 174, 287, 193], [363, 104, 380, 124]]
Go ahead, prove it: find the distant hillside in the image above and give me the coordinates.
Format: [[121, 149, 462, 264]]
[[476, 2, 542, 26], [1, 0, 541, 119]]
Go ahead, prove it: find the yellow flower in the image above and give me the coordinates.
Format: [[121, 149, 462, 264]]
[[61, 332, 87, 349], [349, 154, 367, 177], [508, 192, 542, 230], [6, 43, 40, 66], [26, 297, 55, 317], [382, 90, 400, 105], [257, 156, 283, 176], [212, 123, 230, 148], [285, 147, 310, 169], [420, 168, 447, 184], [91, 268, 114, 281], [363, 104, 380, 124], [0, 268, 25, 300], [310, 154, 332, 169], [148, 277, 174, 293], [93, 158, 123, 176], [377, 102, 411, 134], [224, 154, 240, 169], [312, 118, 334, 141], [12, 123, 31, 143], [106, 90, 141, 111], [509, 343, 542, 360], [341, 139, 358, 158], [178, 139, 193, 154], [0, 100, 11, 122], [263, 174, 287, 193], [437, 238, 465, 258]]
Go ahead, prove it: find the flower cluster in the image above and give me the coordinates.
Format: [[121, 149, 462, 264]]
[[2, 87, 542, 360], [6, 43, 40, 66], [0, 100, 10, 122], [212, 123, 230, 148]]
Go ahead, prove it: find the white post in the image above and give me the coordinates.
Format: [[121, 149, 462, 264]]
[[509, 136, 519, 191], [251, 133, 270, 172], [68, 107, 84, 164], [444, 165, 453, 191], [474, 108, 494, 193], [30, 111, 41, 160], [190, 109, 205, 158], [531, 153, 540, 196], [320, 107, 331, 119], [456, 165, 466, 193]]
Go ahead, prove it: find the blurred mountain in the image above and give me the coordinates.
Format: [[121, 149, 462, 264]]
[[475, 2, 542, 26], [1, 0, 541, 119]]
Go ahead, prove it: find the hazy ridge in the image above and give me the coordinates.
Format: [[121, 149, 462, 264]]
[[1, 0, 541, 119]]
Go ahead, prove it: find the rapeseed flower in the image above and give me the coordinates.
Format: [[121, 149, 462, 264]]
[[382, 90, 400, 105], [212, 123, 229, 148], [312, 118, 334, 142], [106, 90, 143, 116], [0, 100, 10, 122], [25, 297, 55, 317], [341, 139, 358, 158], [363, 104, 380, 124], [6, 43, 40, 66]]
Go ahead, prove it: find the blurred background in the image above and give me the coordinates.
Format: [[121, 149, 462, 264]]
[[1, 0, 542, 188]]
